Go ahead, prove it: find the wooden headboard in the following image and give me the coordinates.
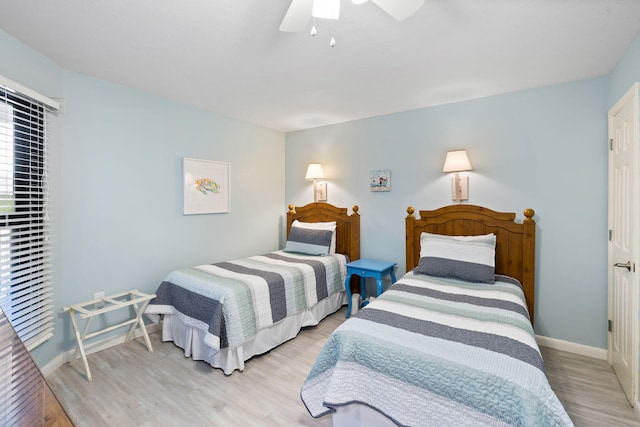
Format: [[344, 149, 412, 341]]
[[287, 202, 360, 262], [405, 204, 536, 324]]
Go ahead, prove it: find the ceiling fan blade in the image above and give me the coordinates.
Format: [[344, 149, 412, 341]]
[[371, 0, 425, 21], [279, 0, 314, 32]]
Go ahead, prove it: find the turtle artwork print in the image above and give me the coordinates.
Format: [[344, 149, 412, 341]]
[[195, 178, 220, 195], [183, 158, 230, 214]]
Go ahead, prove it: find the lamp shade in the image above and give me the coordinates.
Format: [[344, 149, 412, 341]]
[[442, 150, 472, 173], [305, 163, 325, 180]]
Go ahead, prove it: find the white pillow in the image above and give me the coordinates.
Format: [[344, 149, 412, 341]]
[[291, 220, 337, 254]]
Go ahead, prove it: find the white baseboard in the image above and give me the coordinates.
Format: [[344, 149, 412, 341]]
[[41, 322, 160, 378], [40, 352, 66, 378], [536, 334, 607, 360]]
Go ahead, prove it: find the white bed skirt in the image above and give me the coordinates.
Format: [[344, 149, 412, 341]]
[[160, 291, 346, 375]]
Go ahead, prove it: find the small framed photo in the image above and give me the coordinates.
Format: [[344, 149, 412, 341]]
[[183, 158, 230, 214], [370, 169, 391, 192]]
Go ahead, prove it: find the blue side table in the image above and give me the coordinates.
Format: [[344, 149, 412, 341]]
[[345, 258, 397, 318]]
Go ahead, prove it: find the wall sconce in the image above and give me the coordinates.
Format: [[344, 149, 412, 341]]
[[442, 150, 472, 203], [305, 163, 327, 202]]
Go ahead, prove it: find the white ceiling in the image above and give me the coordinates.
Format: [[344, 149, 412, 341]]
[[0, 0, 639, 132]]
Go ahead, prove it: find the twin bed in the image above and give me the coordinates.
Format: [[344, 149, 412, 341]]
[[300, 204, 572, 426], [144, 202, 360, 374], [145, 202, 572, 426]]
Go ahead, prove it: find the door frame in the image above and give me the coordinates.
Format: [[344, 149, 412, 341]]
[[608, 82, 640, 406]]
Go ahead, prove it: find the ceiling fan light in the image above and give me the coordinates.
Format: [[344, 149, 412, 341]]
[[312, 0, 340, 20]]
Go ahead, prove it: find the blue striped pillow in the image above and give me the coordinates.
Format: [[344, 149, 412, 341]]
[[414, 232, 496, 283], [284, 227, 333, 256]]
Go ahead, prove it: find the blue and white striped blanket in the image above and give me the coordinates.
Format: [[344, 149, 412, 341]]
[[145, 251, 347, 353], [301, 271, 573, 427]]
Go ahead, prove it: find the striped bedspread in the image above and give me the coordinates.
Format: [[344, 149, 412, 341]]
[[145, 251, 347, 353], [301, 271, 573, 427]]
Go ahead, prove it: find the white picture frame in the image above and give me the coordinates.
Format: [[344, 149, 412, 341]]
[[370, 169, 391, 192], [183, 158, 230, 215]]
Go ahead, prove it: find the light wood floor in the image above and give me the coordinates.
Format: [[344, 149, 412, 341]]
[[47, 307, 640, 427]]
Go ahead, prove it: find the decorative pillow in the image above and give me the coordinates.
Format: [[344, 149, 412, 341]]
[[414, 232, 496, 283], [291, 220, 337, 254], [284, 227, 333, 256]]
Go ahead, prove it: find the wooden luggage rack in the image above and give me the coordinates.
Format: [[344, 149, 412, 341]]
[[63, 289, 156, 381]]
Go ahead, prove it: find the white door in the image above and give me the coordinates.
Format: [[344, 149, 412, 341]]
[[608, 83, 639, 405]]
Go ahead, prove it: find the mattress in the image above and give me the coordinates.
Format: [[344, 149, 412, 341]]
[[300, 271, 573, 426], [145, 250, 348, 374]]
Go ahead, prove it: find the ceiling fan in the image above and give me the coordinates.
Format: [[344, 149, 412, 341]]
[[279, 0, 426, 32]]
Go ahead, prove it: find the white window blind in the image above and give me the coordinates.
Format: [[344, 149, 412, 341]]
[[0, 81, 54, 351]]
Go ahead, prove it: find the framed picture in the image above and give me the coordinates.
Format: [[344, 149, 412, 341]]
[[370, 169, 391, 192], [183, 158, 230, 215]]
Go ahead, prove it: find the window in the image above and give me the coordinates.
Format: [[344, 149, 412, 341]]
[[0, 79, 56, 351]]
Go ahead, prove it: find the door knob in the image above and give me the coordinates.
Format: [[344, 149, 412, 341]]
[[614, 261, 632, 271]]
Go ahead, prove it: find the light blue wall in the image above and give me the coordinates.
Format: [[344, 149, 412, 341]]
[[286, 77, 609, 348], [3, 23, 638, 366], [0, 29, 286, 367], [0, 29, 62, 99], [608, 31, 640, 108]]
